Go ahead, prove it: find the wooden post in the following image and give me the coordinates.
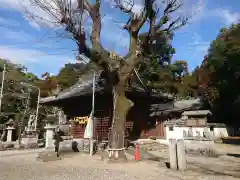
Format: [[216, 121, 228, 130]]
[[169, 138, 177, 170], [177, 139, 186, 171]]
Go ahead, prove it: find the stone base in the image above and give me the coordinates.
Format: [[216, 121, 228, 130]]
[[21, 137, 38, 148], [71, 139, 97, 154], [107, 150, 128, 163], [14, 143, 25, 149], [36, 149, 62, 162]]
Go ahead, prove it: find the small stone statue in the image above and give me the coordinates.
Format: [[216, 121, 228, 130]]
[[58, 110, 67, 125], [53, 126, 63, 157], [27, 115, 35, 131]]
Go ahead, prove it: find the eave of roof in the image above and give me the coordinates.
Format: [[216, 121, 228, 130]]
[[149, 98, 202, 116], [182, 110, 212, 116], [40, 71, 174, 105]]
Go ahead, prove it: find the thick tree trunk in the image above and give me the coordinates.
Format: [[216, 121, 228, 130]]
[[108, 85, 133, 161]]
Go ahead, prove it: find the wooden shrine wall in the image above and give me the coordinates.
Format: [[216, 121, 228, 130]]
[[71, 117, 134, 140]]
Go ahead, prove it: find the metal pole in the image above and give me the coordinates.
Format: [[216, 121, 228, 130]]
[[0, 64, 6, 113], [34, 88, 40, 131], [92, 71, 95, 122], [90, 72, 95, 156]]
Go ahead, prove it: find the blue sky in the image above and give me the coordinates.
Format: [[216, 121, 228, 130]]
[[0, 0, 239, 76]]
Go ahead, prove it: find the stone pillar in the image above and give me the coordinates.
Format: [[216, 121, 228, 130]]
[[44, 124, 56, 149], [169, 138, 177, 170], [177, 139, 186, 171], [6, 126, 15, 142], [89, 139, 94, 156]]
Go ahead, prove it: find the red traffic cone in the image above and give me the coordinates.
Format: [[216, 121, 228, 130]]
[[134, 144, 140, 161]]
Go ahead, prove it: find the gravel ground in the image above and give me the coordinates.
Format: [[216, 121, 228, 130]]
[[0, 149, 239, 180]]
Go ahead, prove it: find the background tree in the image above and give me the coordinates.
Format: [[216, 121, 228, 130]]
[[196, 23, 240, 126], [28, 0, 193, 159], [56, 62, 98, 89], [138, 58, 190, 96], [39, 72, 59, 96], [0, 59, 40, 126]]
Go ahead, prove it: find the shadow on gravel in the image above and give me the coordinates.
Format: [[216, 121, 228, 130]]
[[147, 157, 161, 162], [0, 149, 44, 158], [227, 153, 240, 158], [188, 162, 240, 178], [37, 149, 88, 162], [126, 146, 166, 163]]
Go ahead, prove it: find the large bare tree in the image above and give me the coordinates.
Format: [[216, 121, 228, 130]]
[[28, 0, 191, 160]]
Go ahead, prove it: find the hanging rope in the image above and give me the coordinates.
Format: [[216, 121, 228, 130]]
[[134, 68, 148, 91], [91, 71, 95, 118]]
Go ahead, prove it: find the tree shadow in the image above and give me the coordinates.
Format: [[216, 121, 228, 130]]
[[227, 153, 240, 158], [222, 137, 240, 145], [188, 161, 240, 178]]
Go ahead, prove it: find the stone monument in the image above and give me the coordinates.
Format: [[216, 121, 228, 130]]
[[26, 115, 35, 132], [21, 115, 38, 147], [57, 109, 67, 125]]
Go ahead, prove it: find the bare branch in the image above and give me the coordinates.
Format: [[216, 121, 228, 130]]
[[138, 0, 187, 56], [164, 16, 188, 32], [28, 0, 111, 73], [113, 0, 134, 14], [154, 0, 183, 32], [25, 0, 191, 89], [164, 0, 183, 15]]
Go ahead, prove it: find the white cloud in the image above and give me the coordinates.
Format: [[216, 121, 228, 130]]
[[0, 0, 64, 29], [0, 46, 43, 63], [175, 32, 209, 59], [0, 0, 208, 45], [0, 27, 34, 42], [0, 0, 207, 30], [214, 8, 240, 26], [0, 0, 208, 58], [0, 45, 75, 74], [0, 16, 22, 27], [101, 14, 129, 48], [105, 0, 205, 18], [0, 0, 129, 50], [188, 32, 209, 54], [104, 0, 143, 14], [182, 32, 209, 61]]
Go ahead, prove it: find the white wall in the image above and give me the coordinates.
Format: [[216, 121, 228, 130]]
[[165, 126, 190, 140], [213, 127, 229, 138], [165, 126, 229, 140]]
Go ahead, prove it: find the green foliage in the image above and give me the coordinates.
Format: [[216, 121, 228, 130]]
[[138, 54, 192, 96], [136, 29, 199, 97], [197, 23, 240, 125], [0, 59, 39, 124], [56, 62, 97, 89]]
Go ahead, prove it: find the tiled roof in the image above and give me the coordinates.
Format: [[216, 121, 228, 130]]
[[40, 71, 173, 104], [149, 98, 202, 116]]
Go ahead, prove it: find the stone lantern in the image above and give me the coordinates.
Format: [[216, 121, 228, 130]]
[[5, 119, 15, 142], [44, 114, 58, 149]]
